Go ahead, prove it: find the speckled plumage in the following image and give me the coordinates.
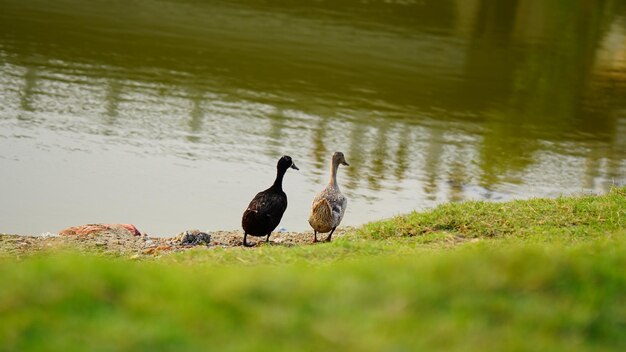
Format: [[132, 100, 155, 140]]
[[308, 152, 349, 242]]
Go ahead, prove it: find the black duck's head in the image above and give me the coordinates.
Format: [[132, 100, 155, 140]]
[[333, 152, 350, 166], [278, 155, 299, 171]]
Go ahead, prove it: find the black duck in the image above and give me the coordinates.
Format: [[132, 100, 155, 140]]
[[242, 155, 298, 247]]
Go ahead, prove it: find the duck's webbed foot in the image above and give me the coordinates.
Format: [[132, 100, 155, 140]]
[[243, 233, 254, 247], [324, 227, 336, 242]]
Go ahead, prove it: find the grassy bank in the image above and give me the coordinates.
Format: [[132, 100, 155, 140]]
[[1, 188, 625, 351]]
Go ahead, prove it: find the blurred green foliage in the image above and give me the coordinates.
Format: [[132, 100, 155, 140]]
[[1, 188, 625, 351]]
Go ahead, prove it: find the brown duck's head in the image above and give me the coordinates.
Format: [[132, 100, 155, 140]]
[[333, 152, 350, 166]]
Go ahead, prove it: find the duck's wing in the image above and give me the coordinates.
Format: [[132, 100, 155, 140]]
[[242, 191, 287, 235], [335, 194, 347, 226], [308, 198, 334, 233]]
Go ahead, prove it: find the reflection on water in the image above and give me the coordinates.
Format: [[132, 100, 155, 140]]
[[0, 0, 625, 235]]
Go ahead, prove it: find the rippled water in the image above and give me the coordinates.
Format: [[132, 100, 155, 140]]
[[1, 0, 625, 236]]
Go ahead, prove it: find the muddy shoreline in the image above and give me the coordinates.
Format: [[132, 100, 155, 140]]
[[0, 226, 352, 258]]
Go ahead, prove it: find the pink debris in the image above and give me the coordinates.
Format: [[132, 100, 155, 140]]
[[59, 223, 142, 237], [116, 224, 142, 237]]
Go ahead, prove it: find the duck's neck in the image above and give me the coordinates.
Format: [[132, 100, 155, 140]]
[[328, 159, 340, 189], [272, 167, 287, 191]]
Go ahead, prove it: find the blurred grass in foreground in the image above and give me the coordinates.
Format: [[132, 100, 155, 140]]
[[1, 187, 625, 351]]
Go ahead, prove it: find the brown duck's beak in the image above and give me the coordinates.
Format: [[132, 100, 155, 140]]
[[291, 162, 299, 170], [342, 160, 350, 166]]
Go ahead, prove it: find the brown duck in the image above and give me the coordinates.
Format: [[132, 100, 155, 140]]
[[308, 152, 349, 242]]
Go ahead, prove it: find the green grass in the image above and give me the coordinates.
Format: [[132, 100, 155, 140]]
[[1, 187, 625, 351], [358, 186, 625, 242]]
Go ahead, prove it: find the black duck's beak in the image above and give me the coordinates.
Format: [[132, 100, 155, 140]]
[[342, 160, 350, 166], [291, 162, 299, 170]]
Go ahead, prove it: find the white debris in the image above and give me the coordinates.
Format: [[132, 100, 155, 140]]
[[39, 232, 58, 238]]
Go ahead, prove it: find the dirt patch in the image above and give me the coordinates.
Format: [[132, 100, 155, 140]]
[[0, 227, 352, 259]]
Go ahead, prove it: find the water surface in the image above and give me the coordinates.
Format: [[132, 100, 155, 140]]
[[1, 0, 625, 236]]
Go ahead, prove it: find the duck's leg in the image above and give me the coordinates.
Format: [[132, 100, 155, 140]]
[[265, 233, 271, 243], [324, 227, 336, 242], [313, 231, 318, 243], [243, 233, 253, 247]]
